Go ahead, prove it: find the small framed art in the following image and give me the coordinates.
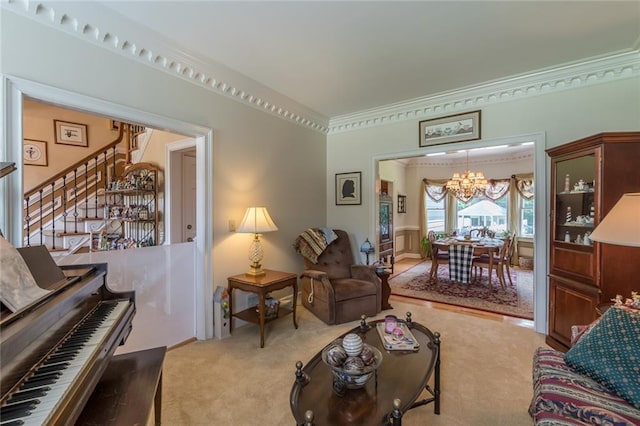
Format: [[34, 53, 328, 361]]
[[397, 194, 406, 213], [54, 120, 88, 147], [419, 110, 481, 147], [335, 172, 361, 205], [23, 139, 48, 166]]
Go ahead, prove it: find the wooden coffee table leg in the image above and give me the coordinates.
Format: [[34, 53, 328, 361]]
[[434, 333, 441, 414]]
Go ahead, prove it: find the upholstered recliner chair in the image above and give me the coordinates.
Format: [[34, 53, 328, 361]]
[[298, 229, 382, 325]]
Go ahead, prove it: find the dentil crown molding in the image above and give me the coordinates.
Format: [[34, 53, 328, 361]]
[[3, 1, 639, 136], [2, 0, 330, 133], [328, 50, 640, 134]]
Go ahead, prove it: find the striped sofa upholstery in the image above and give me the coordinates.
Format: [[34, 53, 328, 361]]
[[529, 347, 640, 425]]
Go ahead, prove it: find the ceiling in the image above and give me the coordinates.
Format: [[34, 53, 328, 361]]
[[93, 1, 640, 119]]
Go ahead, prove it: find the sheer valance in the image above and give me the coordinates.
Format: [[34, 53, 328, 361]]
[[484, 179, 510, 201], [424, 177, 528, 202], [513, 174, 535, 200], [423, 179, 448, 202]]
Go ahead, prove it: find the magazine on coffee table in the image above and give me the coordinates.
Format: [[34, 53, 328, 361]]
[[376, 322, 420, 351]]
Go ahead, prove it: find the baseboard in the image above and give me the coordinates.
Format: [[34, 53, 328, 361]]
[[396, 253, 422, 261], [168, 337, 197, 350]]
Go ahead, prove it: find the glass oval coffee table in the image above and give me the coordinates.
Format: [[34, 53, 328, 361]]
[[290, 313, 441, 425]]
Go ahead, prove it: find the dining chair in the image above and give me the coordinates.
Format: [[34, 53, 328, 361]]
[[469, 228, 485, 239], [472, 235, 512, 288], [428, 231, 449, 284], [502, 233, 517, 286]]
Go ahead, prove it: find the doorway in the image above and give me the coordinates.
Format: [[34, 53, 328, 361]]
[[2, 76, 215, 340], [167, 140, 197, 244], [375, 133, 548, 333]]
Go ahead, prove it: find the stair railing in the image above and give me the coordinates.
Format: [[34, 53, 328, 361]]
[[23, 125, 126, 248]]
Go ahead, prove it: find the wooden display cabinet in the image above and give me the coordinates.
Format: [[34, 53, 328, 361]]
[[379, 181, 394, 272], [546, 132, 640, 351]]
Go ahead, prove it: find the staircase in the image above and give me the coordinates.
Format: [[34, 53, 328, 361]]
[[23, 123, 147, 255]]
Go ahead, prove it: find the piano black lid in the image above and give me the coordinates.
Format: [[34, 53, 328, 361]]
[[17, 245, 66, 290]]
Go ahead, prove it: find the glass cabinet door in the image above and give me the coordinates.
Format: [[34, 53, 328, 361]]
[[554, 154, 596, 245]]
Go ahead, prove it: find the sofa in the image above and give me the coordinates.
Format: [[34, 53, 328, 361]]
[[529, 306, 640, 425]]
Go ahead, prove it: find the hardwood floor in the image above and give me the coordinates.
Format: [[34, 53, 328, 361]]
[[390, 257, 535, 329]]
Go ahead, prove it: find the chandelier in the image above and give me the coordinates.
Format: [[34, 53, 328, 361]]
[[446, 151, 488, 200]]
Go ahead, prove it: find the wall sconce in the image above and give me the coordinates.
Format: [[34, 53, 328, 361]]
[[360, 238, 375, 265], [236, 207, 278, 276]]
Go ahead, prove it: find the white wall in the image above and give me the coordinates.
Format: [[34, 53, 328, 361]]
[[1, 11, 327, 340]]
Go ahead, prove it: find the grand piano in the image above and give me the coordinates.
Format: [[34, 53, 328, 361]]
[[0, 245, 161, 425]]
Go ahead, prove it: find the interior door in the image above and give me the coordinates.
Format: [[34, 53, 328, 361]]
[[181, 152, 197, 242]]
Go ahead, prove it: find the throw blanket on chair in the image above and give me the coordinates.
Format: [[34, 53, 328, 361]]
[[448, 244, 474, 284], [293, 228, 336, 264]]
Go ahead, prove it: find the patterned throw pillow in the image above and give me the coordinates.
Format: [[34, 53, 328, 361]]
[[564, 306, 640, 409]]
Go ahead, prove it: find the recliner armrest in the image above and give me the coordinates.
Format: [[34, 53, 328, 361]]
[[351, 264, 379, 283]]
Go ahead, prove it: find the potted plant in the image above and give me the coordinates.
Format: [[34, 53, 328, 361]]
[[420, 236, 432, 259]]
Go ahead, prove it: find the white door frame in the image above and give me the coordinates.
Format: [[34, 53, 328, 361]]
[[1, 75, 215, 340]]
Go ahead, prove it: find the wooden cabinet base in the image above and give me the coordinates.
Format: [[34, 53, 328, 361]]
[[545, 335, 570, 353]]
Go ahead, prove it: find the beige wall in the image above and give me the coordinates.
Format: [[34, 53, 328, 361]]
[[140, 129, 188, 170], [22, 99, 119, 192]]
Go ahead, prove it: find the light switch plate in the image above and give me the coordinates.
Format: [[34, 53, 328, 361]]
[[228, 219, 236, 232]]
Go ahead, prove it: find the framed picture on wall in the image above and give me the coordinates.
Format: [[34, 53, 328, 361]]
[[23, 139, 48, 166], [335, 172, 361, 205], [54, 120, 88, 147], [419, 110, 481, 147], [397, 194, 406, 213]]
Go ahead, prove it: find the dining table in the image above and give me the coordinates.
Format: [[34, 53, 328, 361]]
[[431, 237, 504, 286]]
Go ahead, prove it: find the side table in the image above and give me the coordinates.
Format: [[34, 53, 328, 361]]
[[377, 269, 393, 310], [227, 269, 298, 348]]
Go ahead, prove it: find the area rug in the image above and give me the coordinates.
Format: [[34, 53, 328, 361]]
[[389, 262, 534, 319]]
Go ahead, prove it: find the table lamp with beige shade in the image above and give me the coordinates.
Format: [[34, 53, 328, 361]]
[[589, 193, 640, 247], [589, 192, 640, 314], [236, 207, 278, 276]]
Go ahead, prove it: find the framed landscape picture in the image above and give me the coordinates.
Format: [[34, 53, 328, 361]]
[[419, 110, 481, 147], [54, 120, 88, 147], [23, 139, 48, 166], [335, 172, 361, 205]]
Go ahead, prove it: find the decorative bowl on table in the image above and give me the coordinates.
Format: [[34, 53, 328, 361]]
[[321, 334, 383, 394]]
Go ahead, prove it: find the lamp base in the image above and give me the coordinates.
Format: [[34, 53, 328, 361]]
[[245, 266, 266, 277], [245, 235, 266, 276]]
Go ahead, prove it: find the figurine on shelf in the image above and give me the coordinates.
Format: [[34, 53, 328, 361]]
[[564, 231, 571, 242], [576, 235, 583, 244], [565, 206, 572, 223], [583, 232, 591, 246], [564, 174, 570, 192]]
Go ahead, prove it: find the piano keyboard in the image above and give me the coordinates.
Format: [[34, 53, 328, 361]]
[[0, 300, 130, 426]]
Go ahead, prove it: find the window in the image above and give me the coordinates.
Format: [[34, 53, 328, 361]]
[[426, 195, 445, 232], [520, 196, 535, 238], [424, 176, 534, 237], [456, 198, 507, 233]]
